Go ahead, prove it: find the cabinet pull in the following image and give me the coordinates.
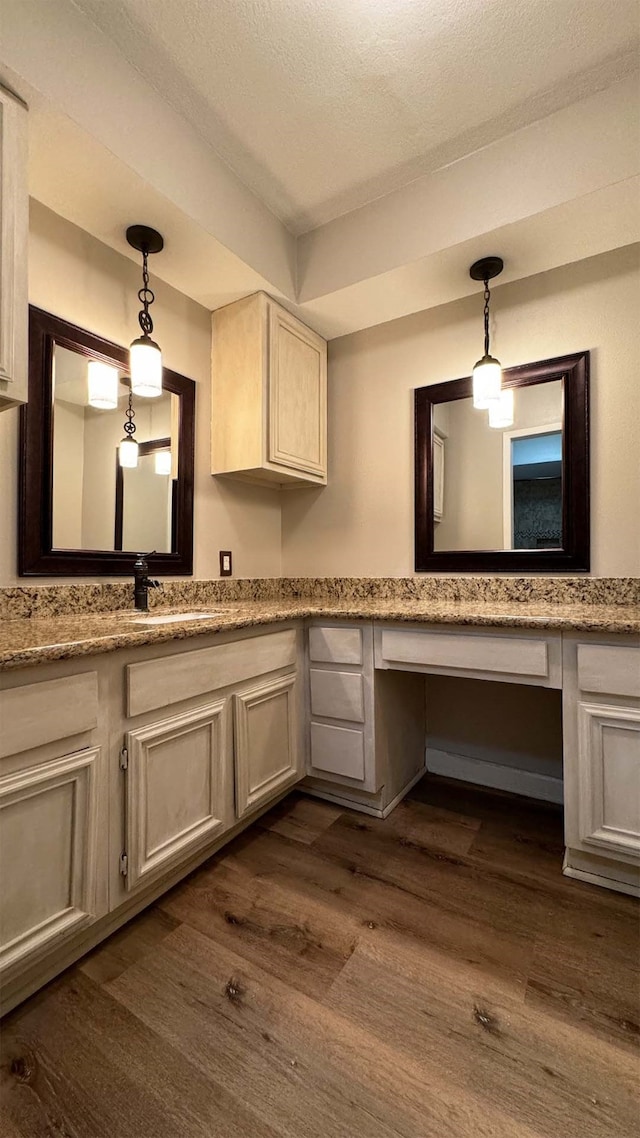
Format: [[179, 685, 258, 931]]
[[119, 852, 128, 876], [119, 746, 128, 771]]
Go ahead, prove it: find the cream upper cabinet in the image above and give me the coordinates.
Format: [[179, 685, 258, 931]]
[[0, 85, 28, 411], [211, 292, 327, 487]]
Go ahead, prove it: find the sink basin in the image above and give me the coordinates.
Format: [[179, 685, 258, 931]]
[[129, 611, 226, 625]]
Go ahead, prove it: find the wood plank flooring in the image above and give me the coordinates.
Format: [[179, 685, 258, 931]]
[[1, 776, 639, 1138]]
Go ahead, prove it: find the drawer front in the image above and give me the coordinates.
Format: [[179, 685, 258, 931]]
[[310, 669, 364, 723], [127, 630, 297, 717], [577, 644, 640, 699], [310, 722, 365, 781], [379, 628, 550, 680], [309, 626, 362, 666], [0, 673, 98, 759]]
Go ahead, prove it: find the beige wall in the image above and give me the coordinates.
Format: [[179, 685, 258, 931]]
[[0, 201, 282, 585], [282, 244, 640, 577], [51, 399, 85, 549]]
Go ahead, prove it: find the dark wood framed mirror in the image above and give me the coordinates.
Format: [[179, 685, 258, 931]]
[[19, 306, 195, 576], [415, 351, 589, 573]]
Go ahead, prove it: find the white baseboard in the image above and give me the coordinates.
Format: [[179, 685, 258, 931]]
[[425, 747, 563, 805]]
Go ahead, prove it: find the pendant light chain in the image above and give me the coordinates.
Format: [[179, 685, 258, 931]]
[[483, 277, 491, 357], [123, 387, 136, 440], [137, 248, 155, 337]]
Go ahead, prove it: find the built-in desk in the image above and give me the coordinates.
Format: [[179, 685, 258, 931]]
[[304, 620, 640, 898]]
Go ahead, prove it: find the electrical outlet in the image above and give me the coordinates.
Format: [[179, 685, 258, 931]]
[[219, 550, 232, 576]]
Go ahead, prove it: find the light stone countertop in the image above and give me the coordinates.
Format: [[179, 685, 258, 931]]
[[1, 597, 638, 671]]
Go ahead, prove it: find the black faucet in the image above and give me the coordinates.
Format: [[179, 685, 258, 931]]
[[133, 553, 161, 612]]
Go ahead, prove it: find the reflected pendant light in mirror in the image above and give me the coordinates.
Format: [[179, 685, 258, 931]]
[[469, 256, 504, 409], [87, 359, 119, 409], [119, 387, 139, 467], [126, 224, 164, 398], [154, 449, 172, 475], [488, 387, 514, 428]]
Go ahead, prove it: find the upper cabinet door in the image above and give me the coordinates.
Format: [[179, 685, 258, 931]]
[[211, 292, 327, 487], [0, 86, 28, 411], [268, 304, 327, 479]]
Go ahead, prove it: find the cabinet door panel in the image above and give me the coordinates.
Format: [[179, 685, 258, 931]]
[[268, 306, 326, 478], [234, 673, 299, 818], [578, 702, 640, 858], [0, 748, 102, 975], [125, 701, 231, 891]]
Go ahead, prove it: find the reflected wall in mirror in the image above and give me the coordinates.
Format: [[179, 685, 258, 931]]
[[20, 307, 195, 576], [415, 352, 589, 573]]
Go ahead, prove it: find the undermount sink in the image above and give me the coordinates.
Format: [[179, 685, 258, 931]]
[[129, 611, 227, 625]]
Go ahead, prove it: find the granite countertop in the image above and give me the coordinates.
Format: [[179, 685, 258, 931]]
[[1, 597, 638, 671]]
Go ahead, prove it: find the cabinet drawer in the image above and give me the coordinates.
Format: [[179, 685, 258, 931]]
[[577, 644, 640, 699], [127, 630, 296, 716], [379, 628, 552, 681], [309, 626, 362, 665], [310, 670, 364, 722], [310, 722, 365, 781], [0, 673, 98, 759]]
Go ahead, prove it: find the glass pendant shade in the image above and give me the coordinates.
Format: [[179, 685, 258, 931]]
[[472, 354, 502, 408], [130, 335, 162, 397], [154, 449, 172, 475], [488, 387, 514, 428], [119, 437, 139, 468], [87, 360, 119, 409]]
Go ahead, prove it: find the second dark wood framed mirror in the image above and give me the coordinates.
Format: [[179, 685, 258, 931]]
[[19, 306, 195, 576], [415, 351, 590, 573]]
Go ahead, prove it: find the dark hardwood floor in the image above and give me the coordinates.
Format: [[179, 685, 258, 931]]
[[2, 776, 639, 1137]]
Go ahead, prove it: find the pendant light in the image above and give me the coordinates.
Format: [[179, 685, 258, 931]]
[[488, 387, 514, 429], [119, 387, 139, 468], [87, 359, 119, 409], [470, 256, 504, 408], [126, 224, 164, 398]]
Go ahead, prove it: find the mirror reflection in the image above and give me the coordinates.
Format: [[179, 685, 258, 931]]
[[433, 379, 563, 552], [51, 343, 178, 553]]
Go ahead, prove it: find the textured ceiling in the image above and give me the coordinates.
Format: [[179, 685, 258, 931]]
[[71, 0, 639, 233]]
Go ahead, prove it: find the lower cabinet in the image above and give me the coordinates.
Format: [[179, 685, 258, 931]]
[[575, 701, 640, 858], [234, 672, 300, 818], [123, 699, 233, 892], [563, 635, 640, 891], [0, 746, 106, 977]]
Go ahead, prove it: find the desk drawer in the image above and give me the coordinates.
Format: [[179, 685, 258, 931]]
[[379, 628, 553, 682]]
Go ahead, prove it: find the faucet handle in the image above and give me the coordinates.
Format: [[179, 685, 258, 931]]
[[148, 579, 161, 589]]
